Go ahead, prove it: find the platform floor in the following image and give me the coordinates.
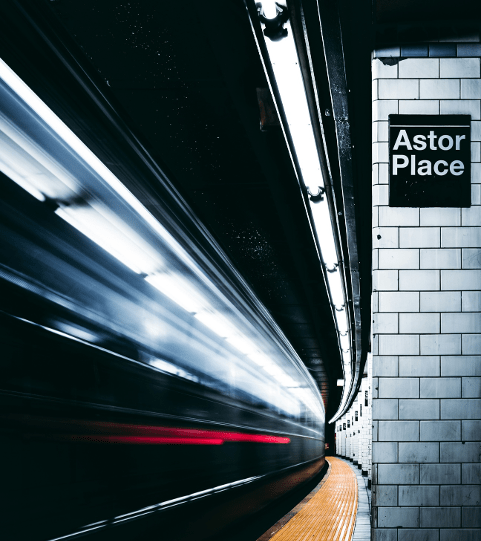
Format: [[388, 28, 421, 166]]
[[258, 457, 362, 541], [348, 462, 371, 541]]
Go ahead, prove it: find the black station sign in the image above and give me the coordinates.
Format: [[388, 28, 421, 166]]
[[389, 115, 471, 207]]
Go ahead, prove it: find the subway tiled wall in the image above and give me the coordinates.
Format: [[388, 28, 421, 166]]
[[372, 54, 481, 541]]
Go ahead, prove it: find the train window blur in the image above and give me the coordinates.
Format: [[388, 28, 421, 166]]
[[0, 55, 326, 541], [0, 58, 324, 427]]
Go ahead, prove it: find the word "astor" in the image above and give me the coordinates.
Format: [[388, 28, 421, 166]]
[[392, 129, 466, 176]]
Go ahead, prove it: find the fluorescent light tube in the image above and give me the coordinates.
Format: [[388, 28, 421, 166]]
[[326, 269, 345, 309], [309, 198, 339, 271]]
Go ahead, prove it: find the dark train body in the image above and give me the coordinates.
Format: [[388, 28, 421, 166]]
[[0, 53, 325, 541]]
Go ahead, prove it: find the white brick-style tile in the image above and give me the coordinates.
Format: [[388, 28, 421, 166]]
[[399, 486, 439, 507], [462, 248, 481, 268], [378, 421, 420, 441], [442, 227, 481, 247], [373, 228, 399, 249], [378, 507, 420, 528], [420, 291, 461, 312], [440, 484, 481, 505], [379, 207, 419, 226], [379, 291, 419, 312], [373, 441, 398, 461], [442, 312, 481, 333], [420, 420, 461, 441], [441, 399, 481, 419], [472, 184, 481, 205], [399, 100, 439, 115], [374, 99, 399, 121], [441, 269, 481, 290], [372, 400, 398, 423], [440, 442, 481, 462], [420, 507, 461, 528], [372, 163, 379, 185], [379, 464, 420, 484], [373, 184, 389, 206], [373, 58, 398, 79], [441, 356, 481, 376], [462, 206, 481, 226], [462, 463, 481, 484], [379, 377, 419, 398], [400, 228, 440, 248], [372, 79, 379, 101], [420, 208, 461, 227], [420, 79, 460, 99], [399, 399, 439, 420], [379, 249, 419, 269], [462, 376, 481, 397], [472, 121, 481, 141], [462, 419, 481, 440], [462, 334, 481, 354], [399, 442, 440, 463], [471, 142, 481, 162], [399, 58, 439, 79], [462, 507, 481, 528], [440, 99, 481, 119], [373, 313, 399, 333], [399, 356, 440, 377], [473, 163, 481, 183], [420, 377, 462, 398], [379, 79, 419, 100], [373, 356, 399, 377], [462, 79, 481, 99], [399, 313, 440, 334], [463, 291, 481, 311], [420, 334, 461, 355], [440, 58, 481, 78], [420, 249, 461, 269], [374, 121, 389, 142], [374, 485, 398, 506], [399, 270, 440, 290], [420, 463, 460, 484], [379, 163, 389, 184], [373, 141, 389, 163], [373, 269, 399, 290], [379, 334, 419, 355], [399, 529, 439, 541]]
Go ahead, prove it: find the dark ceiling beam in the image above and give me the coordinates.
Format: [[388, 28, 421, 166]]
[[299, 0, 367, 419]]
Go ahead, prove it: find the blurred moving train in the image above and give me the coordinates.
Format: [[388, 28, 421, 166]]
[[0, 56, 325, 540]]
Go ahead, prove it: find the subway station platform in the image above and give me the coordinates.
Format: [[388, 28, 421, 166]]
[[258, 457, 371, 541]]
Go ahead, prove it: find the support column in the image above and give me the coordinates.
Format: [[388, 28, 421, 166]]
[[372, 46, 481, 541]]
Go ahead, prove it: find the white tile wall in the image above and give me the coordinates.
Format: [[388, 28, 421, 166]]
[[372, 54, 481, 541], [399, 59, 439, 79], [420, 79, 460, 99], [440, 58, 480, 78]]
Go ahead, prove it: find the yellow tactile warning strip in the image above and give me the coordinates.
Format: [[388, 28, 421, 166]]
[[264, 458, 358, 541]]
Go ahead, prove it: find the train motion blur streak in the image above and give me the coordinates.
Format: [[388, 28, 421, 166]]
[[0, 56, 325, 541]]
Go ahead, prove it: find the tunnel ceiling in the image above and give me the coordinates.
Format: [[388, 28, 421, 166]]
[[0, 0, 393, 418]]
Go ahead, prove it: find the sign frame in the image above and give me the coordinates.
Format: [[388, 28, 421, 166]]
[[389, 114, 471, 208]]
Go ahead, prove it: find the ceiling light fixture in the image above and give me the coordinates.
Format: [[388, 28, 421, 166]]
[[252, 0, 353, 416]]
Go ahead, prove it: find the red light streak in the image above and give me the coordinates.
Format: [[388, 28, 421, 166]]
[[3, 414, 291, 445]]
